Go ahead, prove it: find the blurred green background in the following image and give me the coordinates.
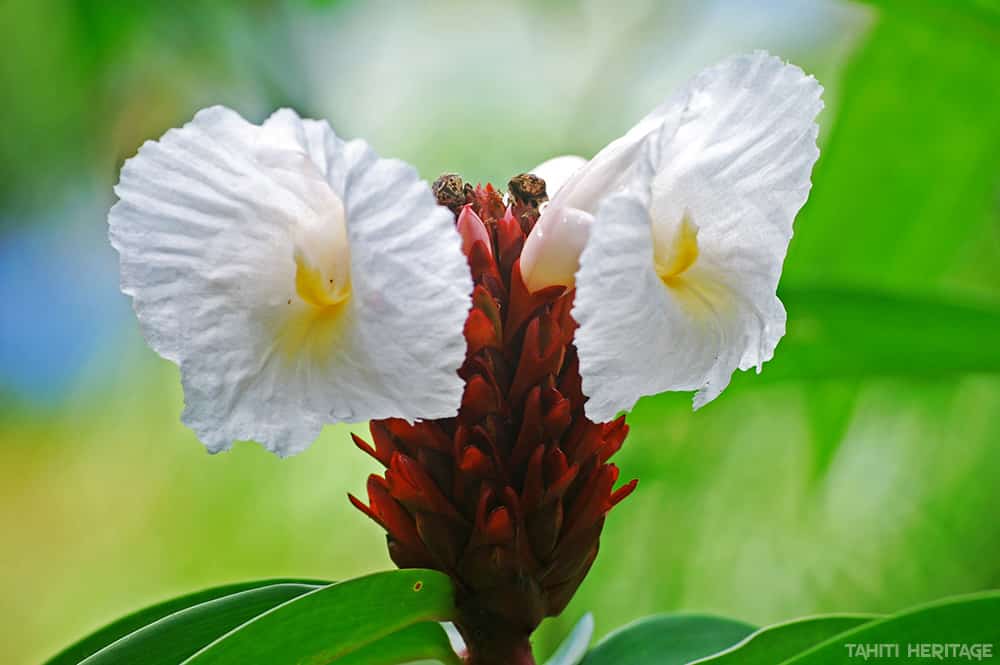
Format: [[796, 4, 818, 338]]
[[1, 1, 998, 663]]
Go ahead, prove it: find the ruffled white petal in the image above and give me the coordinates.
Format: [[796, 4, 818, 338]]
[[528, 155, 587, 197], [573, 52, 823, 420], [521, 63, 697, 293], [337, 137, 472, 423], [110, 106, 470, 455]]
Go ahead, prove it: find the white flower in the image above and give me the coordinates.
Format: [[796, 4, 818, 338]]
[[522, 52, 823, 420], [110, 106, 472, 456]]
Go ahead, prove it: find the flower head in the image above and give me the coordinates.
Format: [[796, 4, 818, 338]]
[[521, 51, 823, 419], [351, 178, 636, 663], [110, 106, 472, 455], [111, 50, 821, 664]]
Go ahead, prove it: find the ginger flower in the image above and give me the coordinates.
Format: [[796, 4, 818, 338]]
[[521, 51, 824, 420], [111, 51, 821, 665], [110, 107, 472, 455], [352, 179, 636, 665]]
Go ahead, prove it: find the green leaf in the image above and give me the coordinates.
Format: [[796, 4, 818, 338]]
[[182, 569, 457, 665], [785, 6, 1000, 300], [734, 289, 1000, 384], [328, 622, 461, 665], [782, 591, 1000, 663], [44, 579, 329, 665], [78, 583, 321, 665], [544, 613, 594, 665], [580, 615, 755, 665], [686, 615, 877, 664]]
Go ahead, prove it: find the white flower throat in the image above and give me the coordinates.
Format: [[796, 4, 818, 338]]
[[653, 212, 699, 286], [276, 188, 353, 370], [292, 193, 351, 309]]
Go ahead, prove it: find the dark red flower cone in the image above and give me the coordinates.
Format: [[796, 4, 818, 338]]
[[350, 174, 637, 665]]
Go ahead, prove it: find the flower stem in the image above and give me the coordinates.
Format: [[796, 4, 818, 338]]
[[457, 614, 536, 665], [463, 633, 535, 665]]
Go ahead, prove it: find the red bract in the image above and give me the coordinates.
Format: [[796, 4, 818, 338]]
[[350, 175, 636, 665]]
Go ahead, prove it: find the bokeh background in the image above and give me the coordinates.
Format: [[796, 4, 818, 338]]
[[2, 1, 998, 663]]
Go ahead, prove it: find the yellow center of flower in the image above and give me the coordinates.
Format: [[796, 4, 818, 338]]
[[275, 195, 353, 363], [654, 213, 700, 286], [290, 192, 352, 309], [277, 254, 351, 366], [650, 210, 733, 319], [294, 254, 351, 308]]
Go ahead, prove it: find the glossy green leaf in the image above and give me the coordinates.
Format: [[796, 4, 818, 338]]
[[328, 622, 461, 665], [543, 613, 594, 665], [44, 579, 329, 665], [78, 583, 321, 665], [580, 615, 755, 665], [181, 569, 457, 665], [783, 591, 1000, 663], [687, 615, 877, 664]]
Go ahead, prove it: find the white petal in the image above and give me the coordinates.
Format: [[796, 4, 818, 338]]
[[110, 106, 471, 455], [521, 94, 677, 291], [521, 58, 704, 294], [521, 138, 660, 295], [527, 155, 587, 197], [520, 206, 594, 292], [574, 192, 699, 421], [339, 141, 472, 423], [573, 52, 822, 419]]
